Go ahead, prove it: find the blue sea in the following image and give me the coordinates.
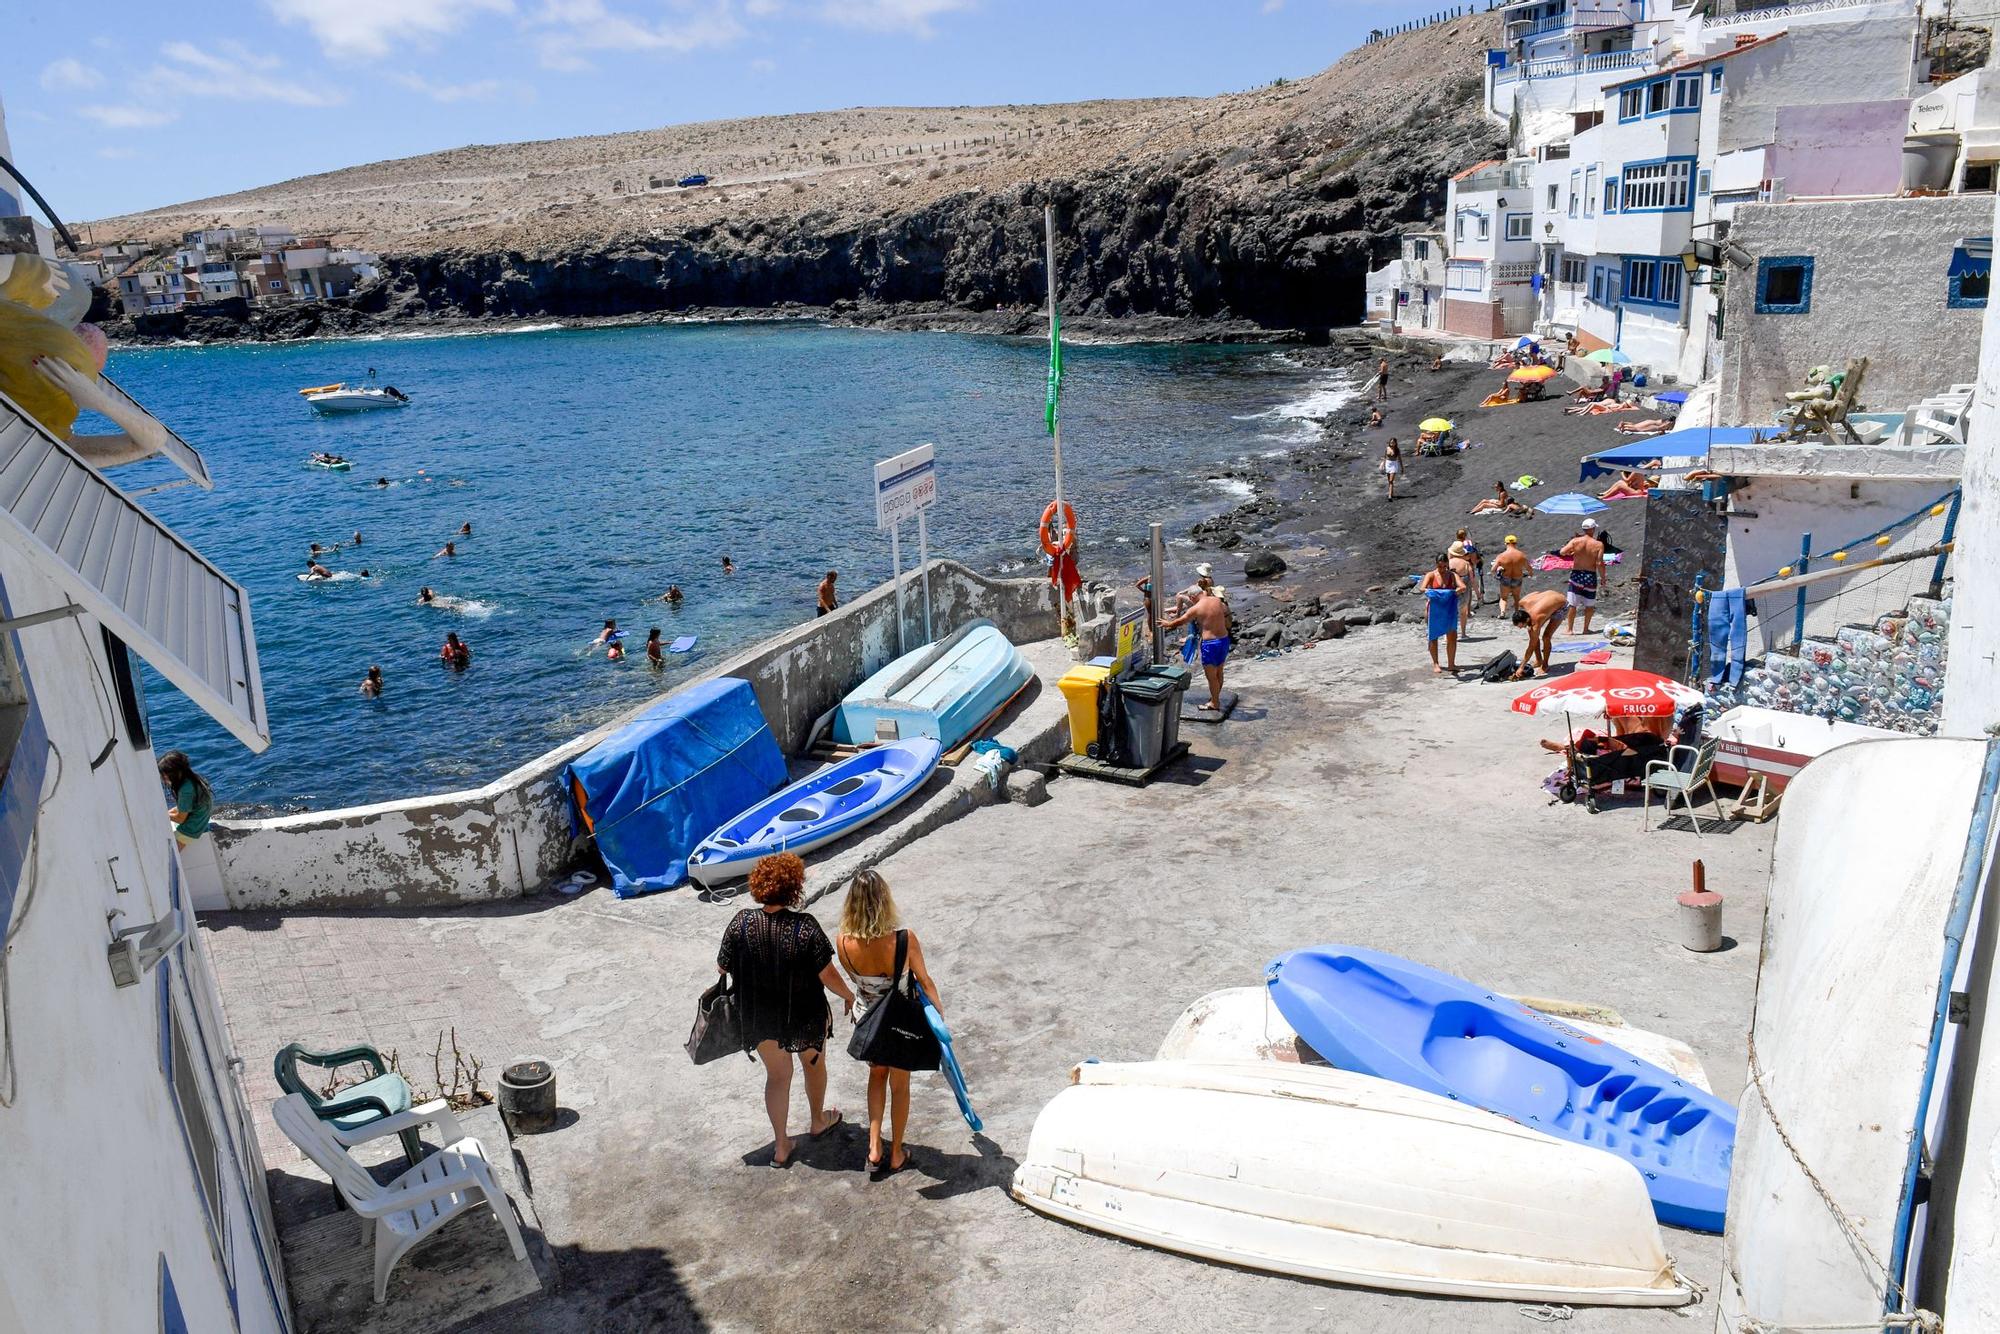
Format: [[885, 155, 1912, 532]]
[[104, 321, 1337, 811]]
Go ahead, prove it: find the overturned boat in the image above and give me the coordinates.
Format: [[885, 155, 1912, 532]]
[[832, 619, 1032, 751], [1011, 1060, 1693, 1306]]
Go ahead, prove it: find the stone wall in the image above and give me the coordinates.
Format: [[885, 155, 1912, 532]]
[[197, 561, 1104, 911], [1718, 196, 1993, 424]]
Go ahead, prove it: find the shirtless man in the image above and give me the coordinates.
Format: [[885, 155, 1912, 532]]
[[304, 558, 333, 581], [1511, 589, 1568, 678], [435, 540, 457, 559], [816, 570, 838, 617], [1161, 588, 1232, 711], [1490, 534, 1530, 618], [1374, 355, 1391, 403], [1447, 541, 1478, 634], [1559, 519, 1607, 634]]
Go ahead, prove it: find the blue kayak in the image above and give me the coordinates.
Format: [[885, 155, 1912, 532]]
[[917, 982, 981, 1132], [1266, 945, 1736, 1233], [832, 619, 1033, 751], [685, 738, 941, 886]]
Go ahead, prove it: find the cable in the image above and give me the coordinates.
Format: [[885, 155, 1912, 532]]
[[0, 155, 79, 254], [0, 739, 62, 1110]]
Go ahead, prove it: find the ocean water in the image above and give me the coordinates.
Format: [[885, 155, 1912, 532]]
[[104, 321, 1333, 811]]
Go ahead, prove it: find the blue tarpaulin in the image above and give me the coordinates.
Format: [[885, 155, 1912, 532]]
[[564, 677, 787, 897], [1578, 426, 1770, 480]]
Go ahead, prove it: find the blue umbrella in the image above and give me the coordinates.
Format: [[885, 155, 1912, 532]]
[[1516, 334, 1539, 349], [1536, 491, 1611, 517]]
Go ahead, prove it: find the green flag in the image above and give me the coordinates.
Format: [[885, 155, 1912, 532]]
[[1045, 303, 1062, 436]]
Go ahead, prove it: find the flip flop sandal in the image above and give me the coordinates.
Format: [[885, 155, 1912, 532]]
[[810, 1109, 843, 1138]]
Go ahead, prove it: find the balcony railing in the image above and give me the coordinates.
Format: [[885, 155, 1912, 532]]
[[1493, 47, 1653, 85], [1709, 0, 1873, 26]]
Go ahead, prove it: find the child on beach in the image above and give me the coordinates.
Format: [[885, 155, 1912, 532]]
[[1380, 440, 1403, 501]]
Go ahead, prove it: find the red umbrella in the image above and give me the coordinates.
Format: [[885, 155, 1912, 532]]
[[1510, 669, 1705, 720]]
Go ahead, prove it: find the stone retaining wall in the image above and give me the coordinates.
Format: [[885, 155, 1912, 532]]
[[195, 561, 1106, 911]]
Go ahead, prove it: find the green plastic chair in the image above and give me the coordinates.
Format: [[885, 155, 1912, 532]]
[[273, 1043, 424, 1165]]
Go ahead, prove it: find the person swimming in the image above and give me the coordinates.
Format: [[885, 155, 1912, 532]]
[[646, 627, 664, 666], [418, 586, 436, 605], [374, 477, 390, 487], [721, 555, 735, 575], [352, 530, 363, 547], [359, 664, 383, 698], [593, 618, 619, 646], [357, 569, 371, 579], [605, 637, 625, 662], [664, 585, 684, 605], [458, 522, 472, 536], [440, 632, 470, 669], [435, 541, 457, 559], [305, 558, 333, 581]]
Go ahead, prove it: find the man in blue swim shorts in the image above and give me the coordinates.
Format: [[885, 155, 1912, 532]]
[[1161, 586, 1233, 711]]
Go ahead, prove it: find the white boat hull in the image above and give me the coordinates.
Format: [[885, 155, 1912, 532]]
[[306, 391, 406, 413], [1012, 1060, 1692, 1307]]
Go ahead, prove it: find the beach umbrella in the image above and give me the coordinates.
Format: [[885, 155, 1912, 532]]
[[1510, 669, 1705, 721], [1515, 334, 1539, 349], [1586, 348, 1633, 365], [1535, 491, 1610, 516], [1420, 417, 1454, 433], [1509, 365, 1558, 383]]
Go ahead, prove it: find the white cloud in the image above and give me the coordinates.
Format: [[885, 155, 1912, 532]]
[[40, 58, 104, 92], [266, 0, 514, 61], [142, 41, 346, 107], [79, 104, 179, 129], [749, 56, 777, 74], [818, 0, 970, 36], [390, 71, 506, 101], [1260, 0, 1283, 11], [529, 0, 746, 72]]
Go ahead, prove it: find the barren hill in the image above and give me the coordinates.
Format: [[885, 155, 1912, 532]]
[[97, 16, 1503, 336]]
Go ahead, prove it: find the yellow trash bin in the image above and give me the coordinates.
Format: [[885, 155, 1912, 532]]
[[1058, 664, 1113, 757]]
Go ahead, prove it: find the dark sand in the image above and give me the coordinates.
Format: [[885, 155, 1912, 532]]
[[1185, 348, 1659, 658]]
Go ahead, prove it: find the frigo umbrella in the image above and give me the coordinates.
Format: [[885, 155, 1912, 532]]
[[1509, 365, 1558, 383], [1511, 669, 1705, 720]]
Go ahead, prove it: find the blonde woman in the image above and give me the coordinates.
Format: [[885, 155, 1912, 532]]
[[836, 870, 942, 1178]]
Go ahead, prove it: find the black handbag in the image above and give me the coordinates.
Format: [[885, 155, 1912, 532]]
[[686, 974, 744, 1065], [847, 931, 942, 1072]]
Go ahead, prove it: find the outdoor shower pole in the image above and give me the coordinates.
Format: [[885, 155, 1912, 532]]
[[1150, 523, 1167, 663], [1932, 490, 1962, 598]]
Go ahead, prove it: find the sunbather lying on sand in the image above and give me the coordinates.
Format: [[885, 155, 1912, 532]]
[[1469, 481, 1531, 516], [1614, 418, 1673, 435], [1599, 469, 1656, 500]]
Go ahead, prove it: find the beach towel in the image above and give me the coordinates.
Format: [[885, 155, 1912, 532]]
[[1705, 587, 1748, 689], [1580, 648, 1613, 665], [1554, 640, 1604, 653], [1424, 587, 1459, 642], [1534, 554, 1575, 572]]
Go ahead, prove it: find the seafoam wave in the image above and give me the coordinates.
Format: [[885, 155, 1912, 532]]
[[1207, 477, 1256, 499]]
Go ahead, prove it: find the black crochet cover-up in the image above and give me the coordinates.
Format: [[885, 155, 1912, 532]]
[[717, 907, 834, 1053]]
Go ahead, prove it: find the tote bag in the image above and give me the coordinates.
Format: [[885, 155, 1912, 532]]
[[847, 931, 942, 1072], [685, 974, 744, 1065]]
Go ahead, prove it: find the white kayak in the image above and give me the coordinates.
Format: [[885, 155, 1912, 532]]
[[1011, 1060, 1693, 1307]]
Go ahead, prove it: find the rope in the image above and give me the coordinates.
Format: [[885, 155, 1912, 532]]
[[1737, 1313, 1940, 1333], [1744, 1031, 1894, 1293], [1518, 1304, 1572, 1322]]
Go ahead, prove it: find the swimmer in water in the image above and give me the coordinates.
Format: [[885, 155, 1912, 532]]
[[305, 558, 332, 580], [310, 542, 326, 558], [440, 632, 470, 669], [375, 477, 390, 488], [458, 522, 472, 536], [353, 531, 363, 547], [418, 586, 436, 605], [646, 627, 664, 666], [358, 569, 371, 579], [606, 637, 625, 662], [593, 618, 619, 646], [664, 585, 684, 605], [722, 555, 735, 575], [359, 665, 383, 698], [435, 541, 457, 559]]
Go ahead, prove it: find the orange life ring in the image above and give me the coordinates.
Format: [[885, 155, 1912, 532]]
[[1039, 501, 1077, 556]]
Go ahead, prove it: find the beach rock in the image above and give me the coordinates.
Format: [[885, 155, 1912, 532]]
[[1243, 550, 1287, 580], [1316, 616, 1349, 640], [1245, 620, 1284, 651], [1330, 604, 1374, 627], [1003, 768, 1050, 808], [1373, 608, 1400, 624], [1282, 621, 1316, 647]]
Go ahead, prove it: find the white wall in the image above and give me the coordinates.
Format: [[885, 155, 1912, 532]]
[[0, 548, 286, 1334], [1719, 196, 1994, 424], [1714, 13, 1918, 154], [1721, 475, 1956, 656], [1943, 190, 2000, 740]]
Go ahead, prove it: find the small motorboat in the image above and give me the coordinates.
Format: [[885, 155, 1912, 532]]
[[301, 382, 410, 414], [832, 620, 1033, 751], [1266, 945, 1737, 1232], [686, 738, 942, 885], [1011, 1060, 1693, 1306]]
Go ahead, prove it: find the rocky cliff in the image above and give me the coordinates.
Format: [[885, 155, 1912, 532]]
[[102, 17, 1503, 343]]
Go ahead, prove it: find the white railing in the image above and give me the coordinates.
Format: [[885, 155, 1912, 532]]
[[1708, 0, 1874, 27], [1493, 48, 1653, 85]]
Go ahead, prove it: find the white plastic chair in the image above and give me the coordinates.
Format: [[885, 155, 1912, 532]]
[[273, 1093, 529, 1303], [1640, 736, 1721, 836]]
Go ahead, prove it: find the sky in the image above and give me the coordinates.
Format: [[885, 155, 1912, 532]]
[[2, 0, 1461, 225]]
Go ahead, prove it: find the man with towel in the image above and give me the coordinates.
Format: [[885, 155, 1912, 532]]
[[1559, 519, 1606, 635], [1160, 585, 1232, 712], [1419, 552, 1467, 676]]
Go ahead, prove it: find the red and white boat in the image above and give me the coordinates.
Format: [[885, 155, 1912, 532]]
[[1709, 705, 1898, 792]]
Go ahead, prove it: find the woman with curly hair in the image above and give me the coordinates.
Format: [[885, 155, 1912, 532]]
[[836, 869, 943, 1178], [717, 852, 857, 1167]]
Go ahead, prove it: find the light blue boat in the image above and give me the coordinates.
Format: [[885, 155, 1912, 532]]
[[832, 620, 1033, 751], [685, 738, 942, 886], [1266, 945, 1736, 1233]]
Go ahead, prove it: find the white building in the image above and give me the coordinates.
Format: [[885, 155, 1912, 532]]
[[1441, 159, 1540, 338], [117, 268, 187, 313], [0, 94, 287, 1334]]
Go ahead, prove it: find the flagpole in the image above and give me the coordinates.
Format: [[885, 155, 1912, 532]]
[[1044, 204, 1080, 655]]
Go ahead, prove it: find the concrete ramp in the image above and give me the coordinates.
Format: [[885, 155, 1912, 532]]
[[1718, 737, 1987, 1332]]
